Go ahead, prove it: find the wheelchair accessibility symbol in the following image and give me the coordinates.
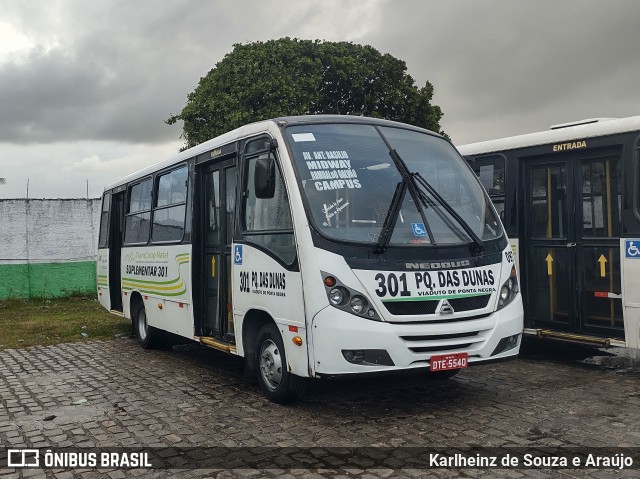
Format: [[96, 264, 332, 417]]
[[234, 245, 243, 265], [411, 223, 427, 237], [626, 240, 640, 258]]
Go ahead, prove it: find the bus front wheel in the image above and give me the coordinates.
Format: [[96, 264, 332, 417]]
[[255, 324, 306, 403], [134, 303, 155, 349]]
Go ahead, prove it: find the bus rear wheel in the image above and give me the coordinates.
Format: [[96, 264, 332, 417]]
[[256, 324, 306, 403], [134, 303, 155, 349]]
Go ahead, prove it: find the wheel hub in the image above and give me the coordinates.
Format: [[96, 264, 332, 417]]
[[138, 310, 147, 340], [259, 339, 282, 391]]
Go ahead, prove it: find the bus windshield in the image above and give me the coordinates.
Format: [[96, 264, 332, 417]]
[[285, 123, 502, 246]]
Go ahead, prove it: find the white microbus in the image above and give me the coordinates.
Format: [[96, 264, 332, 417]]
[[98, 115, 523, 402]]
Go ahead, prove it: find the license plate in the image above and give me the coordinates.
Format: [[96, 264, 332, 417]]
[[430, 352, 468, 371]]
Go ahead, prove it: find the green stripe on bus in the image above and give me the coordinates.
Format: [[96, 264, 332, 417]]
[[121, 276, 183, 286], [122, 285, 187, 297], [121, 279, 185, 291], [382, 292, 490, 303]]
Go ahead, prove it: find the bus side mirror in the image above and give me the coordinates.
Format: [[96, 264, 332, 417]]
[[255, 155, 276, 199]]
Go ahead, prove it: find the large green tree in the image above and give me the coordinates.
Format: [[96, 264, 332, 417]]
[[167, 38, 445, 149]]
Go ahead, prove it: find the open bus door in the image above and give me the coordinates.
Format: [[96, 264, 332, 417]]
[[194, 159, 237, 344], [109, 191, 124, 312]]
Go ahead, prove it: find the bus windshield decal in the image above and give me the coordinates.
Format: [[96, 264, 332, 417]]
[[302, 150, 362, 191], [291, 132, 316, 142]]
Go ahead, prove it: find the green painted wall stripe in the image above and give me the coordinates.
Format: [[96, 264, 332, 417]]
[[0, 261, 97, 299]]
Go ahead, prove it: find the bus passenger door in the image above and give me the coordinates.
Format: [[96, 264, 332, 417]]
[[199, 162, 237, 340], [524, 153, 624, 339], [109, 192, 124, 312], [575, 152, 624, 339], [525, 161, 576, 332]]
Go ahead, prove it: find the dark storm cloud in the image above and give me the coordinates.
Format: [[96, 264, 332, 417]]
[[1, 0, 639, 147], [0, 0, 318, 144], [0, 2, 187, 143], [0, 0, 377, 198], [366, 0, 640, 143]]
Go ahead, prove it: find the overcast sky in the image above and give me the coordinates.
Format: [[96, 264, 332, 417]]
[[1, 0, 639, 198]]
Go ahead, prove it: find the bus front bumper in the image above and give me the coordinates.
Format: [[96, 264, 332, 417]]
[[310, 299, 523, 376]]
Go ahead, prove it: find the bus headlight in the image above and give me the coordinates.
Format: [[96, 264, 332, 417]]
[[350, 296, 366, 314], [497, 266, 519, 310], [499, 285, 510, 302], [329, 287, 348, 306], [322, 272, 380, 321]]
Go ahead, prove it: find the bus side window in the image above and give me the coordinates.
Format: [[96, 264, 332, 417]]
[[124, 178, 152, 244], [472, 156, 506, 222], [152, 166, 188, 243], [242, 148, 295, 265], [98, 193, 110, 248]]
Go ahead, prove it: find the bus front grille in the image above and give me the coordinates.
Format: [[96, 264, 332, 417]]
[[384, 300, 438, 315], [400, 330, 487, 354], [448, 295, 492, 311], [382, 294, 492, 316], [409, 343, 474, 353]]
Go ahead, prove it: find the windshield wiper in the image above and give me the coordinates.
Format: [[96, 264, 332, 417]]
[[374, 150, 435, 254], [374, 178, 408, 254], [411, 170, 484, 251], [374, 148, 484, 254]]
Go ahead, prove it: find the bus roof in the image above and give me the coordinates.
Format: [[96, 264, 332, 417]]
[[104, 115, 439, 192], [104, 119, 276, 191], [457, 115, 640, 156]]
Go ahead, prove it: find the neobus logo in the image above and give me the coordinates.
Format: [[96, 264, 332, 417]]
[[405, 260, 471, 270]]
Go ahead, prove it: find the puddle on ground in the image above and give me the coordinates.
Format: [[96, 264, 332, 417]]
[[520, 338, 640, 373]]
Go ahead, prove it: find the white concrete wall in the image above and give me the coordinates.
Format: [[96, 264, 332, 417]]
[[0, 199, 100, 264], [0, 198, 101, 298]]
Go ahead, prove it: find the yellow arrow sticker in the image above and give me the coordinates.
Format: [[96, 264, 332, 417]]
[[545, 253, 553, 276], [211, 256, 216, 277], [598, 254, 607, 278]]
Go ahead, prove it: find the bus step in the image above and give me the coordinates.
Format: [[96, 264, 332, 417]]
[[197, 336, 237, 354], [525, 329, 625, 348], [109, 309, 124, 317]]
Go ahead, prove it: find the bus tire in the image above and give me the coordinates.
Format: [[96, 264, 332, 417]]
[[256, 323, 307, 403], [134, 303, 155, 349]]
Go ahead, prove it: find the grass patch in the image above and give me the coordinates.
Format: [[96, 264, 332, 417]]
[[0, 296, 130, 349]]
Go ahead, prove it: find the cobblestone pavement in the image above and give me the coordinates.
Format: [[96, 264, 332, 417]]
[[1, 337, 640, 478]]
